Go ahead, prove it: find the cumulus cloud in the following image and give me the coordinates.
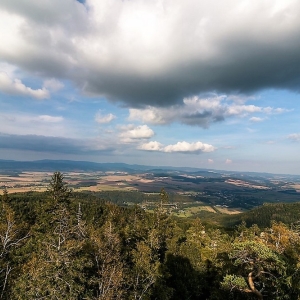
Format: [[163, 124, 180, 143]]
[[119, 125, 154, 142], [138, 141, 163, 151], [139, 140, 215, 153], [129, 94, 287, 127], [0, 72, 49, 99], [164, 141, 215, 153], [95, 111, 116, 124], [1, 0, 300, 107]]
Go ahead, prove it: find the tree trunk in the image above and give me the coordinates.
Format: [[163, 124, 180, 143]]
[[248, 271, 263, 300]]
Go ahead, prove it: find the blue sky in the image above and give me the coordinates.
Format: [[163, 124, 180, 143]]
[[1, 0, 300, 174]]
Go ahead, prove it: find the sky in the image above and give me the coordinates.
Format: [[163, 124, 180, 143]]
[[1, 0, 300, 174]]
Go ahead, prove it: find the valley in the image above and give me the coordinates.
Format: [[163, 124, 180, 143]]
[[1, 160, 300, 219]]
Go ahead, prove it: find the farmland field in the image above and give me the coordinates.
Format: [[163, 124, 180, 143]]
[[1, 167, 300, 217]]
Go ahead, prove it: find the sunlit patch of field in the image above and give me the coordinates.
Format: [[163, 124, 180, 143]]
[[1, 172, 146, 194], [201, 206, 217, 213], [22, 171, 52, 176], [287, 184, 300, 191], [0, 177, 12, 182], [103, 175, 140, 181], [75, 184, 137, 192], [0, 172, 50, 194], [139, 179, 155, 183], [5, 177, 42, 183], [175, 205, 217, 218], [225, 179, 269, 189], [0, 187, 47, 194], [214, 206, 243, 214]]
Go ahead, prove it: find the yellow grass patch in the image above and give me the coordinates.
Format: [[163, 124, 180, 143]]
[[1, 187, 47, 194], [214, 206, 243, 214], [175, 205, 217, 218]]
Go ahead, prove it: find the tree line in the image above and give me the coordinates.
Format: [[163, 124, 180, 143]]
[[0, 172, 300, 299]]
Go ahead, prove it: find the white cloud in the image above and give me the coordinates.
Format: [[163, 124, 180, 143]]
[[1, 0, 300, 107], [249, 116, 264, 122], [139, 140, 215, 153], [43, 79, 64, 92], [119, 125, 154, 142], [129, 108, 167, 124], [225, 159, 232, 164], [95, 111, 116, 124], [138, 141, 163, 151], [208, 158, 214, 163], [0, 62, 18, 78], [0, 113, 69, 137], [0, 72, 49, 99], [129, 94, 287, 127], [164, 141, 215, 153], [288, 133, 300, 141], [227, 104, 261, 115]]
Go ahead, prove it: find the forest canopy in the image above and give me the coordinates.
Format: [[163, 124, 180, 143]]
[[0, 172, 300, 299]]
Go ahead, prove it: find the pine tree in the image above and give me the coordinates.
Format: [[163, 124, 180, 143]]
[[0, 189, 29, 299], [12, 173, 86, 299], [1, 188, 8, 204], [48, 172, 72, 204]]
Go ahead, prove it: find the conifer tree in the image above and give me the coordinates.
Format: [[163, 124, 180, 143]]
[[89, 221, 124, 299], [48, 171, 72, 204], [12, 172, 86, 299], [0, 187, 28, 299], [1, 188, 8, 204]]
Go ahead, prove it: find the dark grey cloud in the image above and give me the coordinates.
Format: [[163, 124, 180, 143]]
[[80, 39, 300, 108], [128, 95, 287, 127], [0, 133, 114, 155], [180, 111, 225, 127], [1, 0, 300, 107]]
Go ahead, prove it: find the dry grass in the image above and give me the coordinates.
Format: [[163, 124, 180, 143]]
[[0, 187, 47, 194], [175, 205, 217, 218], [214, 207, 243, 214]]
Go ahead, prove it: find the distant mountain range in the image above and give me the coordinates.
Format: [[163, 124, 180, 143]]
[[0, 159, 210, 173], [0, 159, 299, 180]]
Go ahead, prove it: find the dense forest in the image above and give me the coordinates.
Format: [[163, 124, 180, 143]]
[[1, 172, 300, 299]]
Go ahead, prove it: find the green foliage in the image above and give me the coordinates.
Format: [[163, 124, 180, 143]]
[[1, 187, 8, 203], [2, 172, 300, 299], [221, 274, 249, 292], [48, 171, 72, 204], [225, 202, 300, 228]]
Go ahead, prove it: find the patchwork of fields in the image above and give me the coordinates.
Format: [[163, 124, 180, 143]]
[[1, 170, 300, 217]]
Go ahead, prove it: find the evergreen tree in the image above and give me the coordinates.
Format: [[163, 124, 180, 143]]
[[1, 188, 8, 204], [48, 172, 72, 204], [0, 189, 29, 299]]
